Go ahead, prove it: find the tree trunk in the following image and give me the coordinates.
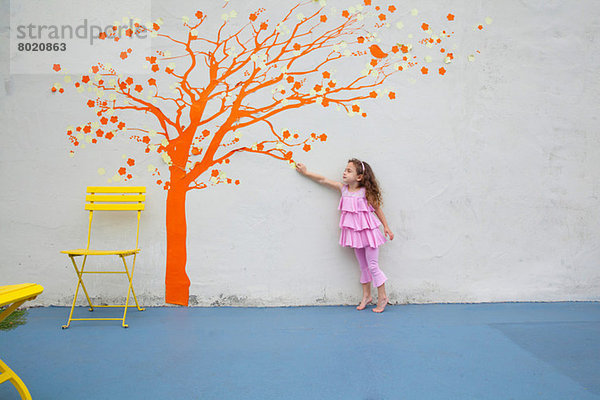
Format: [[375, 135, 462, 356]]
[[165, 183, 190, 305]]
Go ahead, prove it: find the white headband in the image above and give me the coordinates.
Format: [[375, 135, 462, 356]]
[[361, 161, 365, 173]]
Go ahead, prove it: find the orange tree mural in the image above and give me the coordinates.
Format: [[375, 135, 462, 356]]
[[52, 1, 488, 305]]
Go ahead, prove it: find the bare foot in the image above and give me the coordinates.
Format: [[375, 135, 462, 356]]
[[356, 296, 372, 310], [372, 297, 388, 313]]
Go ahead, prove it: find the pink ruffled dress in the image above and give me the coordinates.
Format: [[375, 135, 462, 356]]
[[338, 185, 387, 248]]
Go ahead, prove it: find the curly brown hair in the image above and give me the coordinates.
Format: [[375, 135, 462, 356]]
[[348, 158, 382, 208]]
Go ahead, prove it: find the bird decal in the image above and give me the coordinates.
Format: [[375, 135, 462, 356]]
[[369, 44, 388, 58]]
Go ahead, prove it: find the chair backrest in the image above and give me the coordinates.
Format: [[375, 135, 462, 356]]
[[84, 186, 146, 250]]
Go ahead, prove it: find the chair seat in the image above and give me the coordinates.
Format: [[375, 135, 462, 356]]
[[0, 284, 44, 307], [61, 249, 140, 256]]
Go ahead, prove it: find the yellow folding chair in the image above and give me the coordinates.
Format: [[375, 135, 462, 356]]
[[61, 187, 146, 329], [0, 283, 44, 400]]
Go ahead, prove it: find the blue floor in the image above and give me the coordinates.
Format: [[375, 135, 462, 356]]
[[1, 302, 599, 399]]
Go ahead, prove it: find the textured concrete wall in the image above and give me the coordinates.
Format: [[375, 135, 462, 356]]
[[1, 0, 599, 306]]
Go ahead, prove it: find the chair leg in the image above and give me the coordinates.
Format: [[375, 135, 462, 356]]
[[62, 256, 94, 329], [124, 254, 145, 311], [76, 255, 95, 311], [120, 254, 144, 328], [0, 358, 32, 400], [0, 301, 25, 324]]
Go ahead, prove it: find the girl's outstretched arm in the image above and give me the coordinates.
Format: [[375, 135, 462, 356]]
[[296, 163, 343, 192], [374, 206, 394, 240]]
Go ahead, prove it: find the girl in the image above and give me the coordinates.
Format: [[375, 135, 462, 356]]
[[296, 159, 394, 313]]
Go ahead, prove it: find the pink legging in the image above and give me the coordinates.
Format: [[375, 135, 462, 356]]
[[354, 247, 387, 288]]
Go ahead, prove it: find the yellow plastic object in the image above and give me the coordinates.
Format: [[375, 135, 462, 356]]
[[61, 186, 146, 329], [0, 283, 44, 400]]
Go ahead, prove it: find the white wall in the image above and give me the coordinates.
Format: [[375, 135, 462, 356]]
[[1, 0, 599, 306]]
